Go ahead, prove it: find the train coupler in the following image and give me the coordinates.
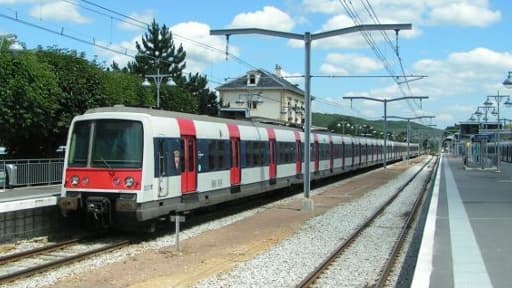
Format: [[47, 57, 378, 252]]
[[86, 197, 112, 228]]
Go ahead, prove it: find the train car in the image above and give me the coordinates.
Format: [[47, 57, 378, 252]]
[[58, 106, 417, 231], [499, 140, 512, 162]]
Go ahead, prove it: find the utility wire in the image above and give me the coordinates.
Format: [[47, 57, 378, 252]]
[[74, 0, 259, 72], [338, 0, 424, 122]]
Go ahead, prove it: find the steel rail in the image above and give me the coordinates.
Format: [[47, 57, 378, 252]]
[[296, 156, 433, 288], [0, 239, 129, 284], [0, 238, 80, 265], [375, 156, 439, 287]]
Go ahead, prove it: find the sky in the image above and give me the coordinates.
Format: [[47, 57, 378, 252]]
[[1, 0, 511, 129]]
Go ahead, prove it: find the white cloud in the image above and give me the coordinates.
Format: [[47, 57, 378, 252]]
[[301, 0, 501, 34], [117, 10, 155, 32], [230, 6, 295, 31], [28, 1, 91, 24], [412, 48, 512, 98], [171, 21, 239, 74], [94, 21, 239, 75], [335, 47, 512, 127], [320, 53, 383, 75], [0, 0, 40, 3], [427, 2, 500, 27], [302, 0, 344, 14]]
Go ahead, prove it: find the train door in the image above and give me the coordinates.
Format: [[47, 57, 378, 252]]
[[268, 128, 277, 185], [358, 144, 362, 165], [314, 135, 319, 174], [294, 131, 302, 178], [329, 139, 333, 173], [230, 138, 241, 187], [180, 136, 197, 194], [365, 144, 368, 164], [228, 124, 241, 192], [342, 141, 345, 170], [269, 139, 277, 185]]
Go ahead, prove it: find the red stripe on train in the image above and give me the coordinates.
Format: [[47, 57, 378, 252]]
[[64, 168, 142, 191], [177, 118, 196, 136]]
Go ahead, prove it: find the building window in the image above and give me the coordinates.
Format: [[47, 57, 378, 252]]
[[249, 74, 256, 85], [247, 72, 260, 86]]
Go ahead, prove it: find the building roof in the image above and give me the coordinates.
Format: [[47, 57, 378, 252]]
[[216, 69, 304, 97]]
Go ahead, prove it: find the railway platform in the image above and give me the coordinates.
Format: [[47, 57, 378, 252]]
[[412, 154, 512, 288], [0, 185, 59, 213], [0, 185, 61, 242]]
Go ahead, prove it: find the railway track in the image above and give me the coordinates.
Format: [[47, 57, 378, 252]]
[[297, 156, 438, 288], [0, 235, 129, 284]]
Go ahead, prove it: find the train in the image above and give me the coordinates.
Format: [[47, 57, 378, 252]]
[[58, 106, 419, 231], [475, 140, 512, 163], [501, 141, 512, 162]]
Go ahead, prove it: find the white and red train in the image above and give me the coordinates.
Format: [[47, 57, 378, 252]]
[[58, 106, 419, 230]]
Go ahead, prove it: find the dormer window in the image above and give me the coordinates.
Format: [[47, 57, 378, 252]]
[[247, 72, 260, 86]]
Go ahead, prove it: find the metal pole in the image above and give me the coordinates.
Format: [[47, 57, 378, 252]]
[[175, 213, 180, 251], [156, 64, 161, 109], [383, 100, 387, 168], [303, 32, 313, 209], [407, 119, 410, 164], [497, 98, 500, 172]]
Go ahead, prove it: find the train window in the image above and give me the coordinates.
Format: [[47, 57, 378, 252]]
[[320, 143, 330, 160], [242, 141, 269, 168], [187, 140, 194, 172], [277, 142, 295, 164], [205, 140, 229, 171], [68, 121, 91, 167], [89, 120, 143, 169], [158, 140, 166, 176]]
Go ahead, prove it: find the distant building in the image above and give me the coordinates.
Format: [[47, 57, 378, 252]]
[[216, 65, 305, 127]]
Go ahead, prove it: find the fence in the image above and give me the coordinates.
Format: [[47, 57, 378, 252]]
[[1, 158, 64, 189]]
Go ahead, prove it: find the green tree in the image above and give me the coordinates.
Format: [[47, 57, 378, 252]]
[[128, 19, 218, 114], [0, 49, 61, 157], [128, 19, 186, 109], [128, 19, 186, 80], [36, 47, 110, 146], [101, 71, 150, 107], [184, 73, 218, 116]]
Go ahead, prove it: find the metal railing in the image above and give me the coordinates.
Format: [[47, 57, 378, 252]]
[[1, 158, 64, 189]]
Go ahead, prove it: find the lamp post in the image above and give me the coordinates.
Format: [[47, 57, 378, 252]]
[[142, 58, 176, 109], [211, 23, 411, 209], [386, 115, 435, 164], [336, 121, 349, 135], [475, 105, 493, 128], [343, 96, 428, 168]]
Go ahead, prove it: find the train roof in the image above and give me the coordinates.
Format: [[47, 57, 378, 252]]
[[84, 106, 406, 146], [85, 106, 303, 132]]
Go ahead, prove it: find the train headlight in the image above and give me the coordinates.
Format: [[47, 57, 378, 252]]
[[71, 176, 80, 186], [124, 177, 135, 188]]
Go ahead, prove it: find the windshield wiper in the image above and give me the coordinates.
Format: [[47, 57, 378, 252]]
[[100, 156, 113, 170]]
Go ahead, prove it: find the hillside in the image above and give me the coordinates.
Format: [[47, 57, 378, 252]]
[[312, 112, 441, 143]]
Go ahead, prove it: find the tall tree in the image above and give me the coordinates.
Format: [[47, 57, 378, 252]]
[[128, 19, 186, 80], [185, 73, 218, 116]]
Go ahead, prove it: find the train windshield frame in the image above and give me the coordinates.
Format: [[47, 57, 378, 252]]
[[68, 119, 143, 169]]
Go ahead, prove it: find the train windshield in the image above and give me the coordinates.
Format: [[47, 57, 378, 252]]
[[68, 119, 143, 169]]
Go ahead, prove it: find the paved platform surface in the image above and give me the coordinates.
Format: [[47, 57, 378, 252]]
[[413, 154, 512, 288], [0, 185, 59, 213]]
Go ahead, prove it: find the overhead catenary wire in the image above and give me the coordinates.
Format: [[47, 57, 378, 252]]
[[1, 2, 259, 83], [338, 0, 425, 122], [3, 0, 424, 123]]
